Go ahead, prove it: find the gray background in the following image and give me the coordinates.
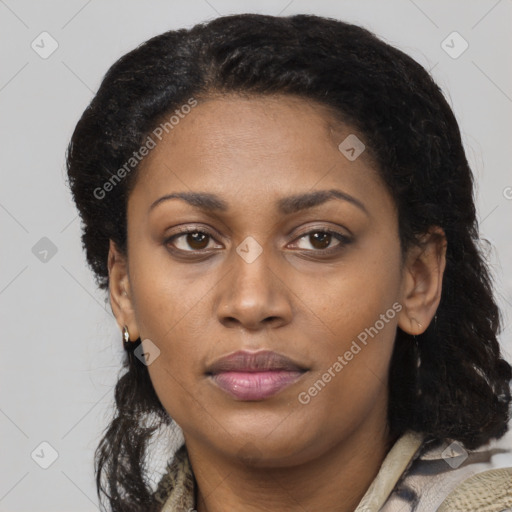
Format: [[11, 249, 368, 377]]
[[1, 0, 511, 510]]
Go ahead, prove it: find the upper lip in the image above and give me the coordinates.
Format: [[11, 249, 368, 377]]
[[206, 350, 308, 374]]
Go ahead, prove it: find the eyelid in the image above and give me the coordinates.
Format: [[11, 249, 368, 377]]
[[292, 223, 352, 239], [167, 224, 224, 240]]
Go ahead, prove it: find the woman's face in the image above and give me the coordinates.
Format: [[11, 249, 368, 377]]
[[110, 94, 438, 467]]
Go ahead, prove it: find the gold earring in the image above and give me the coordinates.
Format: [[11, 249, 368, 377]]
[[412, 318, 423, 333], [122, 325, 130, 343]]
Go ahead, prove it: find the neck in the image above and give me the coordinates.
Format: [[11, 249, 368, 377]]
[[187, 418, 393, 512]]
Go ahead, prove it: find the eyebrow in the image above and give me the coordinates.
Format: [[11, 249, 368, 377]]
[[148, 189, 368, 216]]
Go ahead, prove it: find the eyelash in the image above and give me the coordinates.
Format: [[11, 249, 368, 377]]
[[164, 226, 352, 256]]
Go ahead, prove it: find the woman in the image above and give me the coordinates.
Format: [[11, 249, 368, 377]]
[[66, 13, 512, 512]]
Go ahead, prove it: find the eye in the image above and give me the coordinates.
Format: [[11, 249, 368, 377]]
[[290, 228, 352, 254], [164, 226, 352, 256], [164, 228, 222, 253]]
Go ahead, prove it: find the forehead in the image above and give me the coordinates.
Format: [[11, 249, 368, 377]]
[[129, 94, 392, 218], [143, 94, 371, 166]]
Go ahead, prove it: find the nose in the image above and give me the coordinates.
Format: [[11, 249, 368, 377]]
[[215, 245, 293, 332]]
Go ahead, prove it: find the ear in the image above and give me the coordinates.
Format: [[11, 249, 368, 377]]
[[397, 226, 447, 335], [107, 239, 140, 341]]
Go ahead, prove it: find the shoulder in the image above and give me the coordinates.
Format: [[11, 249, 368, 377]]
[[381, 433, 512, 512], [437, 467, 512, 512]]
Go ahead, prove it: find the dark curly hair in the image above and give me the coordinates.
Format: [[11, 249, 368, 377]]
[[65, 12, 512, 512]]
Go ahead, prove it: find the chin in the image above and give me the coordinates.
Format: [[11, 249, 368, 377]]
[[210, 417, 322, 468]]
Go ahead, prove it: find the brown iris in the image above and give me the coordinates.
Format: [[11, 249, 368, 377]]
[[309, 231, 332, 250]]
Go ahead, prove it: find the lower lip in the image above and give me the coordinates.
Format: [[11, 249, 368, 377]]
[[210, 370, 305, 400]]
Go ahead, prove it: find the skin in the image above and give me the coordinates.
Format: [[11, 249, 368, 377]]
[[108, 94, 447, 512]]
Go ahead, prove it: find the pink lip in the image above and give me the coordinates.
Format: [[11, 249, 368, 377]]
[[206, 350, 308, 401], [211, 370, 305, 400]]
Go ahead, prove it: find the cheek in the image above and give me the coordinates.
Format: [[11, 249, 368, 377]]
[[294, 354, 391, 450], [294, 285, 400, 443], [139, 322, 209, 433], [312, 244, 401, 346], [129, 246, 213, 339], [303, 242, 402, 402], [127, 253, 216, 406]]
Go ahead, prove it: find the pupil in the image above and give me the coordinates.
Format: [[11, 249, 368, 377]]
[[311, 232, 330, 249], [188, 232, 208, 249]]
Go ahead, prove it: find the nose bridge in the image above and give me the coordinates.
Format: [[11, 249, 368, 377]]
[[230, 235, 274, 303], [215, 234, 291, 328]]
